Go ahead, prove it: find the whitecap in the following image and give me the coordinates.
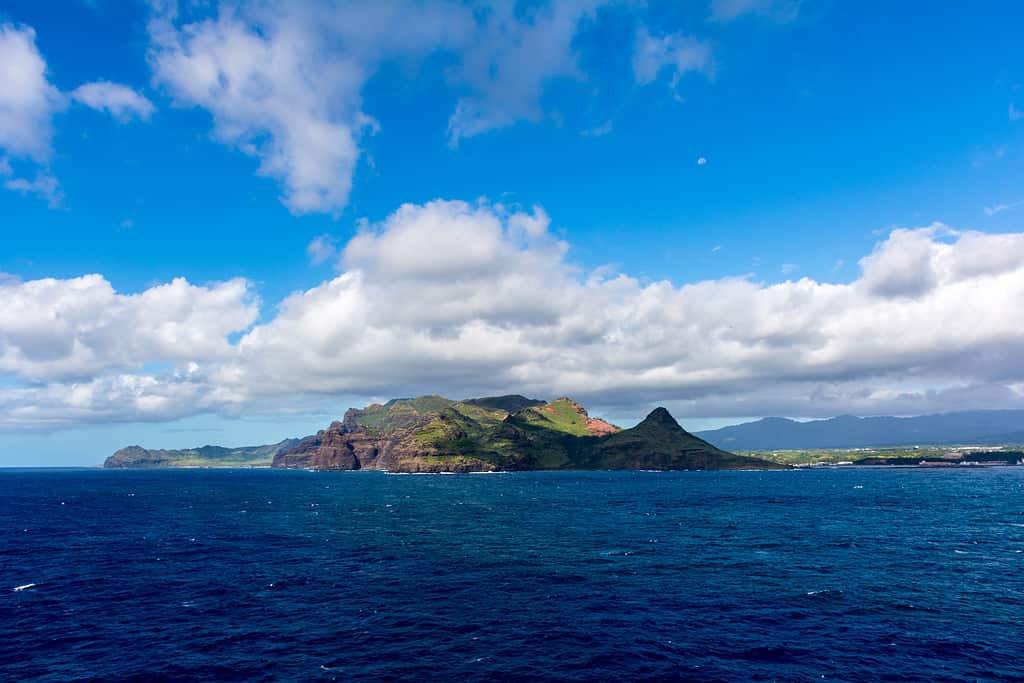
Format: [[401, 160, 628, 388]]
[[12, 583, 36, 592]]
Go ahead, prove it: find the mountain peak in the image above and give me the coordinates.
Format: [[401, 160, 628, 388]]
[[642, 407, 681, 428]]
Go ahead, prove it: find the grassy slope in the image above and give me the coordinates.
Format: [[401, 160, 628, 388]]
[[514, 398, 595, 437], [344, 395, 601, 468], [414, 399, 778, 471], [355, 395, 457, 432], [587, 410, 785, 470]]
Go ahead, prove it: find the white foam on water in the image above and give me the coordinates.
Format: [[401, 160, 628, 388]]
[[12, 583, 36, 592]]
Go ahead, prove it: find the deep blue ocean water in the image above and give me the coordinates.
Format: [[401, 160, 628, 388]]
[[2, 468, 1023, 682]]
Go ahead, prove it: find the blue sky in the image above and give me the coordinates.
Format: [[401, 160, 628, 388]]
[[2, 0, 1024, 465]]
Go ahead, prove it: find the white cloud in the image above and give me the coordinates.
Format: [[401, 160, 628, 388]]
[[697, 156, 707, 165], [3, 171, 62, 207], [780, 263, 798, 276], [710, 0, 802, 22], [0, 24, 64, 204], [147, 1, 622, 209], [985, 200, 1024, 216], [0, 22, 155, 205], [0, 370, 239, 431], [306, 234, 338, 265], [7, 202, 1024, 430], [1010, 103, 1023, 121], [149, 5, 376, 216], [857, 225, 942, 297], [0, 24, 63, 162], [445, 1, 602, 145], [71, 81, 155, 122], [633, 27, 713, 96], [0, 275, 258, 382]]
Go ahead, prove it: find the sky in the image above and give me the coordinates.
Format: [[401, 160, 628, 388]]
[[2, 0, 1024, 466]]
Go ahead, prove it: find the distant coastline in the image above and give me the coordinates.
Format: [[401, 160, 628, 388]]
[[105, 394, 784, 472], [103, 401, 1024, 472]]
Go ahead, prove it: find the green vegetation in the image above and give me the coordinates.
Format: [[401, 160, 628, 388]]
[[740, 446, 1024, 466], [355, 395, 457, 432], [513, 398, 595, 437], [461, 395, 545, 412]]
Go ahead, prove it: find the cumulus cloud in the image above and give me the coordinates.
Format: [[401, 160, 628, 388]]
[[633, 27, 713, 96], [5, 201, 1024, 429], [0, 22, 154, 205], [0, 24, 63, 162], [0, 275, 258, 382], [149, 4, 378, 215], [0, 368, 239, 431], [0, 24, 64, 204], [70, 81, 155, 122]]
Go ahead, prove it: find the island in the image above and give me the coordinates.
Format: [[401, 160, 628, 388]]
[[105, 395, 785, 472]]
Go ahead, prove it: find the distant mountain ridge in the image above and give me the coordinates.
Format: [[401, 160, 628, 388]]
[[105, 438, 302, 468], [695, 410, 1024, 450], [106, 395, 783, 472]]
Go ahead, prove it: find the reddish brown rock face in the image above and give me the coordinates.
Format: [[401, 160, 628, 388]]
[[271, 417, 435, 472], [273, 422, 377, 470], [585, 417, 620, 436]]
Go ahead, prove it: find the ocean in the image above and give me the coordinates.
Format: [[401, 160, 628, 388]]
[[2, 468, 1023, 681]]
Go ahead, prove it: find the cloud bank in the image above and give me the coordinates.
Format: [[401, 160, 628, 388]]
[[3, 200, 1024, 429]]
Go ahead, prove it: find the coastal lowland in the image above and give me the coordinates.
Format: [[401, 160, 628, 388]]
[[105, 395, 783, 472]]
